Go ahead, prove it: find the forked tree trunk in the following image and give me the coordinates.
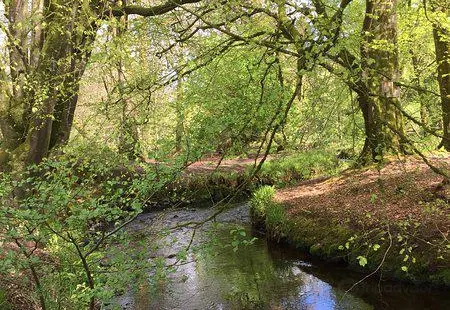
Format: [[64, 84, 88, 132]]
[[0, 0, 97, 169], [27, 13, 95, 164]]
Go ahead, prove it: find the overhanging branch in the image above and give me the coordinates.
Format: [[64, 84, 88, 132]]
[[113, 0, 203, 17]]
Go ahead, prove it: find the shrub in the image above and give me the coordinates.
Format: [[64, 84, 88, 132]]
[[250, 186, 287, 239]]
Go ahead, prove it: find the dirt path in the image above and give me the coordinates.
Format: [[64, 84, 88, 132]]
[[184, 156, 269, 174]]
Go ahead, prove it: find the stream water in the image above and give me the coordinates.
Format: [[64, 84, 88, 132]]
[[115, 202, 450, 310]]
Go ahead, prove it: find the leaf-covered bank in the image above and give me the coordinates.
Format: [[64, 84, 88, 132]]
[[250, 156, 450, 286]]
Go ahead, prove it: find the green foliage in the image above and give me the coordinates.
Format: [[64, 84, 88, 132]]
[[228, 227, 258, 252], [357, 255, 368, 267], [0, 289, 11, 310], [250, 186, 288, 239], [250, 185, 276, 218], [0, 147, 182, 309], [1, 1, 450, 307], [177, 48, 290, 156]]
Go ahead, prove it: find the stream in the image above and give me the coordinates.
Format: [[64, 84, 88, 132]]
[[115, 202, 450, 310]]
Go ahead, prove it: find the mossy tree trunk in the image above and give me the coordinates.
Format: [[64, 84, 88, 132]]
[[430, 0, 450, 151], [434, 26, 450, 151], [359, 0, 406, 161], [0, 0, 98, 169]]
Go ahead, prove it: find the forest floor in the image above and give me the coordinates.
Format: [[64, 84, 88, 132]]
[[180, 154, 450, 244]]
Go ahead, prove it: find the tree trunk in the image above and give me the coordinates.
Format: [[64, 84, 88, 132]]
[[113, 11, 141, 160], [27, 0, 96, 165], [410, 52, 429, 134], [360, 0, 406, 160], [0, 0, 33, 168], [175, 76, 185, 153], [49, 60, 88, 149], [431, 2, 450, 150]]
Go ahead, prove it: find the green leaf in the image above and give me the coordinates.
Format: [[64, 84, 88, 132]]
[[357, 256, 368, 267], [373, 244, 380, 251]]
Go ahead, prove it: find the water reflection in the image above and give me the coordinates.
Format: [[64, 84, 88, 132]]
[[130, 221, 372, 310]]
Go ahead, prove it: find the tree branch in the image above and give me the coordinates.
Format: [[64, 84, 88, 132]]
[[113, 0, 202, 17]]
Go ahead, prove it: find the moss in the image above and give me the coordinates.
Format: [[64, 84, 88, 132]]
[[287, 216, 353, 259], [250, 186, 287, 239]]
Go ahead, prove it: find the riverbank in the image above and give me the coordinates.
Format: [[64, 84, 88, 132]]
[[250, 155, 450, 286]]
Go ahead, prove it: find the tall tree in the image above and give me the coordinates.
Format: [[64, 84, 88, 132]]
[[322, 0, 407, 162], [112, 7, 141, 160]]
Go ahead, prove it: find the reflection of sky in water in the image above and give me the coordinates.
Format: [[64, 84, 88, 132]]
[[279, 266, 373, 310], [293, 268, 337, 310], [136, 222, 373, 310]]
